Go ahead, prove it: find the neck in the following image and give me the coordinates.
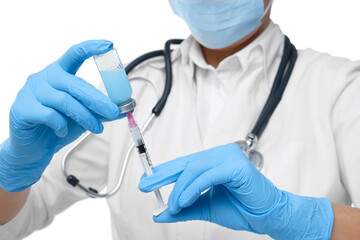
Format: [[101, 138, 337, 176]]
[[201, 18, 271, 68]]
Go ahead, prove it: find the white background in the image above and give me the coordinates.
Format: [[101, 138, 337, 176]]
[[0, 0, 359, 239]]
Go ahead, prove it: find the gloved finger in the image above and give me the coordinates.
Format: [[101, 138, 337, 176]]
[[16, 99, 68, 137], [167, 159, 218, 214], [156, 186, 251, 231], [178, 164, 229, 209], [138, 148, 215, 192], [138, 156, 189, 193], [48, 68, 119, 119], [58, 40, 113, 75], [37, 85, 103, 134], [154, 191, 210, 223]]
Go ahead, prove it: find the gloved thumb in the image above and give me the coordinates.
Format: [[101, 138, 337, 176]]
[[154, 192, 211, 223], [58, 40, 113, 75]]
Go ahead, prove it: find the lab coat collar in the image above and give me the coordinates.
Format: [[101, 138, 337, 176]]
[[179, 21, 285, 91]]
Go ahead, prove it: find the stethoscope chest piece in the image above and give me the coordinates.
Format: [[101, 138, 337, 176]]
[[248, 150, 264, 170], [236, 133, 264, 170]]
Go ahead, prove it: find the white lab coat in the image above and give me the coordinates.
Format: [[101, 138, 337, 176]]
[[1, 22, 360, 240]]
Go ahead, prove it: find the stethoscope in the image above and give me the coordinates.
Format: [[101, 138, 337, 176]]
[[61, 36, 297, 198]]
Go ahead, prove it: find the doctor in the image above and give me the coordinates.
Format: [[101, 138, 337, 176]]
[[1, 0, 360, 239]]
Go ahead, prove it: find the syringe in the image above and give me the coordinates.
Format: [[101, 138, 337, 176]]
[[126, 111, 168, 216]]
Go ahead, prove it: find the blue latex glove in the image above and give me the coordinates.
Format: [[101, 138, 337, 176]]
[[0, 40, 124, 193], [139, 143, 334, 239]]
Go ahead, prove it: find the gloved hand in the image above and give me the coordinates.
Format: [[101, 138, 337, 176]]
[[0, 40, 124, 193], [139, 143, 334, 239]]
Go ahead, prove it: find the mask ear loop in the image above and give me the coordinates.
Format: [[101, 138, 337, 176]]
[[259, 0, 274, 20]]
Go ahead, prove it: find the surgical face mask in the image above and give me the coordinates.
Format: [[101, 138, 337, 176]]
[[169, 0, 272, 49]]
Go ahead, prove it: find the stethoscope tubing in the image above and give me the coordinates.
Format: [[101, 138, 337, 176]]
[[61, 75, 161, 198], [62, 36, 297, 198], [61, 40, 180, 198], [250, 36, 297, 138], [62, 112, 157, 198]]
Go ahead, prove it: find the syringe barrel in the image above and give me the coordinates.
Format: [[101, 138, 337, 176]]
[[127, 118, 168, 216], [138, 150, 153, 176], [129, 126, 144, 147], [129, 126, 154, 172], [154, 189, 166, 207]]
